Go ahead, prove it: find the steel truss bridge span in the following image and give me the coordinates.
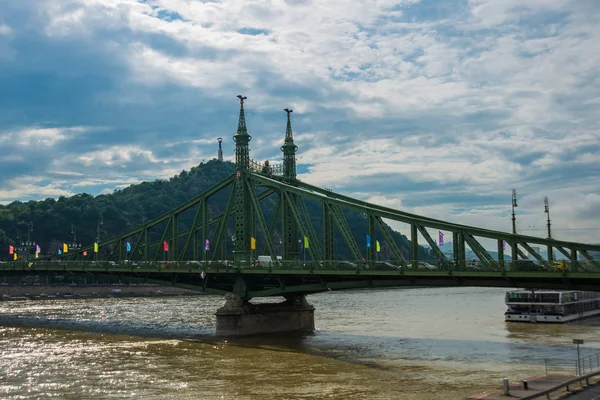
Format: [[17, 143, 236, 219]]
[[5, 97, 599, 301], [6, 172, 600, 300]]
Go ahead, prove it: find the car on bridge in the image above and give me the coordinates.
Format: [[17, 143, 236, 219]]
[[374, 261, 401, 270], [336, 261, 357, 269], [512, 260, 546, 272], [417, 262, 436, 270], [552, 261, 568, 271]]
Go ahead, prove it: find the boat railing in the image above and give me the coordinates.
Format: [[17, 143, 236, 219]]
[[506, 293, 561, 304]]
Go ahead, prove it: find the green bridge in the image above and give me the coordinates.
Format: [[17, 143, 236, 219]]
[[2, 96, 599, 335]]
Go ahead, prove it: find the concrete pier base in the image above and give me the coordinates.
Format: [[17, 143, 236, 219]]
[[215, 294, 315, 336]]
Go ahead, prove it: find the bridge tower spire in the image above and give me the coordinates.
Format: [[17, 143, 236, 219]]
[[233, 95, 251, 171], [280, 108, 300, 261], [232, 95, 253, 266], [281, 108, 298, 180]]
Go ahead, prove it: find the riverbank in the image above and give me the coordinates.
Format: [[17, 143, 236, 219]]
[[0, 284, 201, 301]]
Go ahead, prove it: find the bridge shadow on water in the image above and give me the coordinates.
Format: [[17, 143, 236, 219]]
[[0, 314, 217, 340], [1, 313, 593, 371]]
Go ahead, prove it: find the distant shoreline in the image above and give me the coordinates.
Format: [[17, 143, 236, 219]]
[[0, 284, 202, 301]]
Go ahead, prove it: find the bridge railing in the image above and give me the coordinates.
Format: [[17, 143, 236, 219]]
[[1, 259, 598, 273]]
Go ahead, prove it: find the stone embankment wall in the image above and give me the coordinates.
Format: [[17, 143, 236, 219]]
[[0, 285, 200, 301]]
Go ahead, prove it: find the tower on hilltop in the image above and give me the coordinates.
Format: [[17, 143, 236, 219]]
[[217, 137, 223, 161]]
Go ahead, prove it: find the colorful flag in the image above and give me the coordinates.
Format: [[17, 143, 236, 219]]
[[376, 240, 380, 252], [366, 234, 371, 248], [63, 243, 68, 253], [94, 242, 99, 253], [83, 251, 88, 256], [9, 245, 14, 255], [304, 236, 309, 249], [13, 252, 17, 260], [438, 231, 444, 247], [250, 237, 256, 250], [126, 242, 131, 252], [163, 240, 169, 251], [36, 244, 41, 253], [205, 239, 210, 251], [58, 249, 62, 255]]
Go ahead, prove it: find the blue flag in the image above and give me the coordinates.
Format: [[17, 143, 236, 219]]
[[58, 249, 62, 255], [126, 242, 132, 252], [366, 234, 371, 248]]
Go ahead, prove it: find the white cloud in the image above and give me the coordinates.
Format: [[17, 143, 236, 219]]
[[2, 0, 600, 248], [0, 177, 73, 205], [0, 127, 87, 147], [0, 23, 12, 36]]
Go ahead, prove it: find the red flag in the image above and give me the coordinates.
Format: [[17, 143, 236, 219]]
[[163, 240, 169, 251], [9, 245, 14, 255], [83, 251, 88, 256]]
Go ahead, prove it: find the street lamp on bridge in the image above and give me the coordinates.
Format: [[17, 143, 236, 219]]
[[511, 189, 518, 234], [16, 222, 35, 261], [544, 197, 552, 239], [544, 197, 554, 262], [96, 213, 103, 260], [69, 224, 81, 253]]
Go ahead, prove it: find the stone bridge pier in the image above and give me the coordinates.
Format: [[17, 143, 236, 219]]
[[215, 294, 315, 336]]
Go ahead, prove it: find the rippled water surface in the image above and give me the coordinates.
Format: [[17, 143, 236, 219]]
[[2, 287, 600, 399]]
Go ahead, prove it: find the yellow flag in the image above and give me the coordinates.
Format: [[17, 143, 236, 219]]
[[304, 236, 309, 249], [63, 243, 68, 253], [94, 242, 99, 253], [250, 237, 256, 250], [376, 240, 380, 252], [35, 252, 39, 259], [13, 252, 17, 260]]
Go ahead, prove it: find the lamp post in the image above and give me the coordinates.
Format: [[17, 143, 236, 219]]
[[544, 197, 553, 262], [27, 222, 34, 261], [96, 213, 103, 261], [15, 230, 23, 261], [299, 238, 306, 265], [231, 235, 236, 264], [16, 223, 36, 261], [511, 189, 518, 234], [573, 339, 584, 375], [69, 224, 81, 254]]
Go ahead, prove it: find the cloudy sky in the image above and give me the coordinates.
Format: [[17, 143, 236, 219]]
[[1, 0, 599, 246]]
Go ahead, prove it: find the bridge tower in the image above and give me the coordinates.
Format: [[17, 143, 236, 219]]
[[281, 108, 299, 260], [281, 108, 298, 181], [232, 95, 253, 266], [216, 101, 315, 336]]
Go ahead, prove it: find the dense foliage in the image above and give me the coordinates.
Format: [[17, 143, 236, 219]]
[[0, 160, 432, 261]]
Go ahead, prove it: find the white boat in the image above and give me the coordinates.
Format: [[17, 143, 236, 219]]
[[505, 289, 600, 323]]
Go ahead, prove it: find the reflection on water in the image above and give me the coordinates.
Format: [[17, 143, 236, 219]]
[[1, 287, 600, 399]]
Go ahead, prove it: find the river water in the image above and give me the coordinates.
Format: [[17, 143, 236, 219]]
[[2, 287, 600, 399]]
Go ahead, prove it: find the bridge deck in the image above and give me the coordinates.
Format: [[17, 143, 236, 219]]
[[3, 261, 600, 298]]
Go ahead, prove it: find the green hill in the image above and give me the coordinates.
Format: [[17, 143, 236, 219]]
[[0, 160, 433, 262]]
